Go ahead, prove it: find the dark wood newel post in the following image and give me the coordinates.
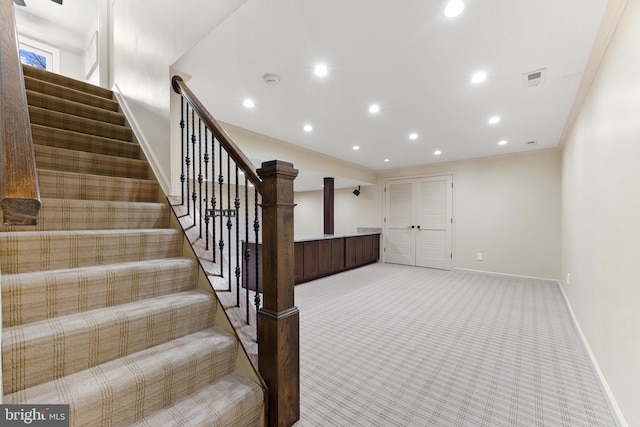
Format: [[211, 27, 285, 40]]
[[257, 160, 300, 427]]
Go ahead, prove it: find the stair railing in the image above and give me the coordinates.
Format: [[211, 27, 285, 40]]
[[172, 76, 300, 427], [0, 0, 41, 225]]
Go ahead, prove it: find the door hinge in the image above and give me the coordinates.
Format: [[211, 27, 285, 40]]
[[450, 253, 453, 259], [384, 187, 387, 192], [451, 218, 453, 224], [384, 217, 386, 222]]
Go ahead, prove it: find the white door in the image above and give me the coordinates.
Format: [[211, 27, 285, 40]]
[[384, 175, 453, 270], [415, 175, 452, 270], [384, 180, 415, 265]]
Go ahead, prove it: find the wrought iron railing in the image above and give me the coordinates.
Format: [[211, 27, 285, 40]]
[[172, 75, 300, 426]]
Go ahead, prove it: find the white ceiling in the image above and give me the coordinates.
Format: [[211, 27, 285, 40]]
[[175, 0, 607, 177], [14, 0, 97, 38]]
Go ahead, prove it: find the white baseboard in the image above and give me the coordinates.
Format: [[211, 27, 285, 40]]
[[112, 83, 171, 194], [556, 280, 628, 427], [454, 267, 557, 284]]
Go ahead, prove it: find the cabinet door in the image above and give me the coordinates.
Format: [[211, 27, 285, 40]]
[[331, 238, 345, 272], [345, 237, 356, 268], [303, 241, 319, 281], [294, 242, 304, 283], [318, 239, 333, 276]]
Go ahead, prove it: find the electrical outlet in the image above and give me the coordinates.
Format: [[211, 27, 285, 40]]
[[477, 252, 483, 261], [567, 273, 571, 285]]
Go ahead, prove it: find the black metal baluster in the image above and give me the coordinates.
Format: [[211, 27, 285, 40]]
[[185, 105, 190, 215], [204, 128, 210, 250], [227, 153, 232, 292], [180, 97, 185, 206], [218, 142, 224, 277], [244, 174, 250, 324], [235, 165, 241, 307], [254, 188, 261, 338], [211, 136, 216, 263], [191, 111, 197, 223], [198, 118, 203, 238]]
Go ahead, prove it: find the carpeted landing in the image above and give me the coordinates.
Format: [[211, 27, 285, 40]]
[[295, 263, 620, 427], [0, 65, 262, 426]]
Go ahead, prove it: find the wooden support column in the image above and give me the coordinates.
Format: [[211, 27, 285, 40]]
[[257, 160, 300, 427], [323, 177, 334, 235]]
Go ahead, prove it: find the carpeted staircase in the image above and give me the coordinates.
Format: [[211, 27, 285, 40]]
[[0, 66, 263, 426]]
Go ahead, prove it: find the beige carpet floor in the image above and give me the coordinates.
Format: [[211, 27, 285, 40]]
[[294, 263, 619, 427]]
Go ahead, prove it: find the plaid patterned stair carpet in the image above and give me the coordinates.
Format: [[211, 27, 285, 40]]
[[0, 65, 263, 426]]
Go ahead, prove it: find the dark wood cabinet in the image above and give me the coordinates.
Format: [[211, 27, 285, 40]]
[[243, 233, 380, 288]]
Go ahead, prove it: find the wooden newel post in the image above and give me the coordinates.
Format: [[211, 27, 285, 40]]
[[257, 160, 300, 427]]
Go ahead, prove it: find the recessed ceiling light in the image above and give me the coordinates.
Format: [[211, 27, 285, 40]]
[[303, 124, 313, 132], [314, 63, 328, 77], [243, 99, 255, 108], [471, 71, 487, 84], [498, 140, 508, 146], [368, 104, 380, 114], [384, 159, 390, 162], [409, 133, 419, 140], [353, 145, 360, 150], [488, 116, 501, 124], [444, 0, 465, 17], [434, 150, 442, 156]]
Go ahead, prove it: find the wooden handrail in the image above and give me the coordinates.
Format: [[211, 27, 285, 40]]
[[172, 75, 262, 190], [0, 0, 40, 225]]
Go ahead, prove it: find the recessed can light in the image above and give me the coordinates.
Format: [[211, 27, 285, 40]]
[[369, 104, 380, 114], [498, 140, 508, 146], [314, 63, 328, 77], [471, 71, 487, 84], [384, 158, 390, 162], [353, 145, 360, 150], [409, 133, 419, 140], [444, 0, 465, 17], [243, 99, 255, 108], [488, 116, 501, 124], [303, 124, 313, 132], [434, 150, 442, 155]]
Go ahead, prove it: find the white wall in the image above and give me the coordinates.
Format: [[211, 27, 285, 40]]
[[294, 185, 383, 237], [561, 0, 639, 424], [111, 0, 246, 194], [380, 149, 562, 280]]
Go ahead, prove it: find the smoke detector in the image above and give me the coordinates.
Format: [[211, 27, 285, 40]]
[[523, 68, 546, 87], [263, 73, 280, 85]]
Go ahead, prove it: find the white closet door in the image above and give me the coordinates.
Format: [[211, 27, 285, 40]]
[[384, 180, 415, 265], [415, 175, 452, 270]]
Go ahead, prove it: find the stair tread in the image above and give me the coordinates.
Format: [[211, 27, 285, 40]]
[[3, 328, 239, 426], [37, 169, 159, 203], [24, 75, 119, 112], [2, 257, 198, 327], [29, 105, 132, 141], [31, 124, 141, 159], [132, 372, 263, 427], [35, 144, 150, 179], [27, 89, 125, 125], [3, 289, 217, 394], [23, 65, 113, 99], [0, 228, 182, 274]]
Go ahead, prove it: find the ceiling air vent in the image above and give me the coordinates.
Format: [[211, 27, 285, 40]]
[[523, 68, 546, 87]]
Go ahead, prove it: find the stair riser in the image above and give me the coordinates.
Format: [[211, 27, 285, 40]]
[[4, 329, 239, 427], [31, 125, 140, 159], [3, 290, 217, 394], [0, 230, 182, 274], [35, 145, 150, 180], [1, 200, 169, 232], [24, 76, 119, 112], [2, 258, 198, 327], [27, 90, 125, 126], [23, 65, 113, 99], [29, 106, 132, 141], [38, 170, 159, 203]]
